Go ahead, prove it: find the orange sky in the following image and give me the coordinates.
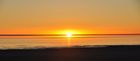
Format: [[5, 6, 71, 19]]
[[0, 0, 140, 34]]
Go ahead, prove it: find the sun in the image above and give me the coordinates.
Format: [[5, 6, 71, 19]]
[[55, 30, 84, 37], [66, 33, 72, 37]]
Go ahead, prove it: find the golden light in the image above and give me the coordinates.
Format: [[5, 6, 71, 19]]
[[58, 30, 82, 34], [66, 33, 72, 37]]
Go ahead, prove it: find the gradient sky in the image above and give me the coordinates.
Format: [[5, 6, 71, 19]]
[[0, 0, 140, 34]]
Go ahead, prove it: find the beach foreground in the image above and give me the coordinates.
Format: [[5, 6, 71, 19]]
[[0, 45, 140, 61]]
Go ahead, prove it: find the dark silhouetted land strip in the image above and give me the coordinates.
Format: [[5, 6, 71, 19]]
[[0, 45, 140, 61]]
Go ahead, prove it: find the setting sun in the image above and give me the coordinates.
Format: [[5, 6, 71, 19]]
[[66, 33, 72, 37]]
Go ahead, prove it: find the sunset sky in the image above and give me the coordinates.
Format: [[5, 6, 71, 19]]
[[0, 0, 140, 34]]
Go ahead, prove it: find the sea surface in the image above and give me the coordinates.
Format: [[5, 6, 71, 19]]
[[0, 35, 140, 49]]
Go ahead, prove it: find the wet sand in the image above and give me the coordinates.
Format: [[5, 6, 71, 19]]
[[0, 45, 140, 61]]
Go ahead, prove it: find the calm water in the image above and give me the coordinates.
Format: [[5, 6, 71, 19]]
[[0, 35, 140, 49]]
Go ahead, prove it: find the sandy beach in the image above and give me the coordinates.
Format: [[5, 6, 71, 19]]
[[0, 45, 140, 61]]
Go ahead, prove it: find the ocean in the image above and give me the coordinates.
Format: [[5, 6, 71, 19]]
[[0, 35, 140, 49]]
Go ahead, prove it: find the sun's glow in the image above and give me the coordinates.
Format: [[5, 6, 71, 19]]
[[57, 30, 82, 34], [66, 33, 72, 37]]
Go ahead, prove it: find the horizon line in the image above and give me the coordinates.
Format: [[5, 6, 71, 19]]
[[0, 34, 140, 36]]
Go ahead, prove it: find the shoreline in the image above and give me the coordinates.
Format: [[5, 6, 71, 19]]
[[0, 45, 140, 61]]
